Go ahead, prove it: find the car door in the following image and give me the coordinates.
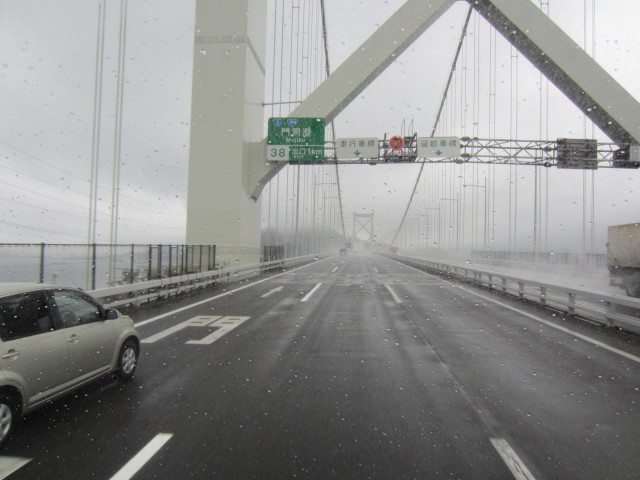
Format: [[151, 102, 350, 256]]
[[51, 290, 118, 382], [0, 290, 71, 406]]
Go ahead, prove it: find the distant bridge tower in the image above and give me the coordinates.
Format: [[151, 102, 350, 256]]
[[186, 0, 266, 265], [353, 213, 375, 249]]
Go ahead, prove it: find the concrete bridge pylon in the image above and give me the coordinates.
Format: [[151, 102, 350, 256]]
[[186, 0, 267, 266]]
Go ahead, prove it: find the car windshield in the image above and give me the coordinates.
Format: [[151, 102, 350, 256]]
[[0, 0, 639, 478]]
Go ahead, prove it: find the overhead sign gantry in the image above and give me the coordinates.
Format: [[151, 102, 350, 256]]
[[267, 118, 463, 163], [266, 118, 638, 169]]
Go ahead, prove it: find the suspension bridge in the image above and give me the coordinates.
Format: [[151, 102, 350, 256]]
[[0, 2, 639, 478], [1, 0, 639, 263]]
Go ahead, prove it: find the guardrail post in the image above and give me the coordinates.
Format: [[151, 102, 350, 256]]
[[147, 245, 153, 282], [540, 287, 547, 305], [91, 243, 97, 291], [501, 278, 507, 293], [488, 275, 493, 290], [39, 242, 45, 283], [158, 244, 163, 279], [568, 293, 576, 315], [518, 281, 524, 299], [130, 244, 135, 284], [604, 301, 615, 327]]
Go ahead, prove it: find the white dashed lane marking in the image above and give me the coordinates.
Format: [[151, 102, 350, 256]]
[[385, 284, 402, 304], [301, 283, 322, 302], [0, 456, 31, 479], [109, 433, 173, 480], [491, 438, 537, 480]]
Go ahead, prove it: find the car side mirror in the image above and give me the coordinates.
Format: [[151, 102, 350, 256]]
[[105, 308, 119, 320]]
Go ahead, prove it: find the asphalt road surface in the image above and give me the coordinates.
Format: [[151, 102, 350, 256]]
[[1, 253, 639, 479]]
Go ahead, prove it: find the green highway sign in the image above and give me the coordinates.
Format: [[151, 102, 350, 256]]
[[267, 117, 325, 163], [336, 138, 379, 159], [417, 137, 460, 158], [268, 117, 325, 145]]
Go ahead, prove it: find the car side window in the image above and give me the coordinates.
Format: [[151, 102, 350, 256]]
[[52, 291, 103, 328], [0, 291, 54, 341]]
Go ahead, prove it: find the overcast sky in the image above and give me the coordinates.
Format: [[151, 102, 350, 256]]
[[1, 0, 639, 252]]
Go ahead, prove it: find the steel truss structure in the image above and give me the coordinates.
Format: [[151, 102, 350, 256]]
[[315, 138, 638, 169]]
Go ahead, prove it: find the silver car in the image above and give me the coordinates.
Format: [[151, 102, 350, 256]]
[[0, 283, 140, 446]]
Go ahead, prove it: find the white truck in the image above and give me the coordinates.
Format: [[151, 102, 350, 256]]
[[607, 223, 640, 297]]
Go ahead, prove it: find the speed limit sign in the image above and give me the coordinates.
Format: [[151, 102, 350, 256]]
[[389, 135, 404, 150]]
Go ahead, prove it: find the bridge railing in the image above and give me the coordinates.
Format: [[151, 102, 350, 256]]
[[386, 253, 640, 335], [0, 242, 320, 309], [0, 243, 217, 291]]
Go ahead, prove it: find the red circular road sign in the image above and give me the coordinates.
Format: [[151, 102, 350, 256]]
[[389, 135, 404, 151]]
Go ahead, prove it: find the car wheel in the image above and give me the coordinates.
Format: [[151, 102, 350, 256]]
[[116, 339, 138, 380], [0, 395, 17, 447]]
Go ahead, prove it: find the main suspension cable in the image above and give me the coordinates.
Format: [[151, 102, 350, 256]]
[[391, 4, 474, 248]]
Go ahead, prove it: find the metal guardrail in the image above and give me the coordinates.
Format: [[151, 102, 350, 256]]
[[387, 253, 640, 334], [471, 250, 607, 269], [90, 254, 320, 309]]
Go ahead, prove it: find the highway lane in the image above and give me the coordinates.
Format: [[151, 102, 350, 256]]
[[0, 253, 638, 479]]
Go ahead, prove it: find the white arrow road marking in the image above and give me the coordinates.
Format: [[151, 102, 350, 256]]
[[490, 438, 537, 480], [109, 433, 173, 480], [261, 286, 284, 298], [186, 316, 250, 345], [142, 315, 250, 345], [142, 316, 223, 344], [0, 456, 31, 479]]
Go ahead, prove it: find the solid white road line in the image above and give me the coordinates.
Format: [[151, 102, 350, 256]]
[[109, 433, 173, 480], [490, 438, 537, 480], [0, 456, 31, 479], [456, 285, 640, 364], [397, 259, 640, 365], [301, 283, 322, 302], [385, 284, 402, 304]]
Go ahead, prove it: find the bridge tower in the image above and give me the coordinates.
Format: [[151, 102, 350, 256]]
[[186, 0, 266, 266], [353, 213, 375, 250], [186, 0, 640, 265]]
